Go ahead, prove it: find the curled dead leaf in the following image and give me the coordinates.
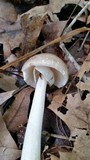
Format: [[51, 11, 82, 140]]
[[3, 87, 33, 132]]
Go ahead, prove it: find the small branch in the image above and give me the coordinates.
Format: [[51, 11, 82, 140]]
[[0, 27, 90, 70], [60, 43, 80, 71], [77, 31, 90, 51], [65, 1, 90, 33], [42, 131, 75, 141], [60, 43, 87, 81]]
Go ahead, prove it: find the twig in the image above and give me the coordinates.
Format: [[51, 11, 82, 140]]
[[65, 1, 90, 33], [59, 2, 90, 80], [42, 131, 75, 141], [60, 43, 80, 71], [59, 43, 87, 81], [77, 31, 90, 51], [0, 27, 90, 70]]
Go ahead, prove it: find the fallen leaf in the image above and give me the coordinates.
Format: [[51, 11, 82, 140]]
[[77, 53, 90, 79], [60, 151, 80, 160], [22, 0, 84, 20], [77, 77, 90, 91], [3, 87, 33, 132], [0, 73, 18, 91], [0, 29, 24, 59], [76, 53, 90, 91], [48, 92, 90, 132], [60, 130, 90, 160], [42, 21, 67, 58], [48, 92, 65, 112], [0, 90, 15, 105], [0, 112, 21, 160], [49, 0, 84, 13], [21, 14, 47, 53], [50, 154, 59, 160], [0, 0, 17, 23], [74, 130, 90, 160], [42, 21, 67, 42]]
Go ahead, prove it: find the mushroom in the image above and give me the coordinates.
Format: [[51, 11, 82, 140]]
[[21, 53, 68, 160]]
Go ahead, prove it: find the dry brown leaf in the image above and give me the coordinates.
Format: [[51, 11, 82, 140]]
[[76, 53, 90, 91], [3, 87, 33, 132], [0, 27, 90, 70], [49, 0, 84, 13], [48, 92, 65, 112], [60, 130, 90, 160], [0, 20, 21, 34], [77, 53, 90, 79], [42, 21, 67, 57], [0, 90, 15, 105], [0, 0, 17, 23], [74, 130, 90, 160], [48, 92, 90, 132], [21, 14, 47, 53], [0, 112, 21, 160], [77, 77, 90, 91], [49, 154, 59, 160], [60, 151, 80, 160], [0, 29, 24, 59], [42, 21, 67, 41], [0, 73, 18, 91], [22, 0, 84, 20]]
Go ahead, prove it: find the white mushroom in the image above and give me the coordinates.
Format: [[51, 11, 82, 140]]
[[21, 53, 69, 160]]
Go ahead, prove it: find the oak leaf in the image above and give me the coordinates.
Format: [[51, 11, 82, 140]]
[[48, 92, 90, 132]]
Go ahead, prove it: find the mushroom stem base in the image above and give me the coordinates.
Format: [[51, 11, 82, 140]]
[[21, 76, 47, 160]]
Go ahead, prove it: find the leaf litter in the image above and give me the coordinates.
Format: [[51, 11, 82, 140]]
[[0, 0, 90, 159]]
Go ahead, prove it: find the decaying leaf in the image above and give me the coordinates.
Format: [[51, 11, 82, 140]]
[[48, 92, 90, 132], [0, 112, 21, 160], [42, 21, 67, 57], [42, 21, 67, 42], [60, 129, 90, 160], [74, 130, 90, 160], [77, 53, 90, 79], [0, 90, 15, 105], [3, 87, 33, 132], [0, 0, 17, 23], [0, 29, 24, 59], [48, 92, 65, 112], [22, 0, 84, 20], [49, 0, 84, 13], [49, 154, 59, 160], [0, 73, 18, 91], [76, 53, 90, 91], [21, 14, 47, 53], [60, 150, 80, 160]]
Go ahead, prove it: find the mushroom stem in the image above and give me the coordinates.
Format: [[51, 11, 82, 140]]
[[21, 76, 47, 160]]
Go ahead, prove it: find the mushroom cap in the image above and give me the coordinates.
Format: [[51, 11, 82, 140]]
[[22, 53, 69, 88]]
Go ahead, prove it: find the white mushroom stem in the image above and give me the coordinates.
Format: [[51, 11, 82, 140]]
[[21, 76, 47, 160], [21, 53, 69, 160]]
